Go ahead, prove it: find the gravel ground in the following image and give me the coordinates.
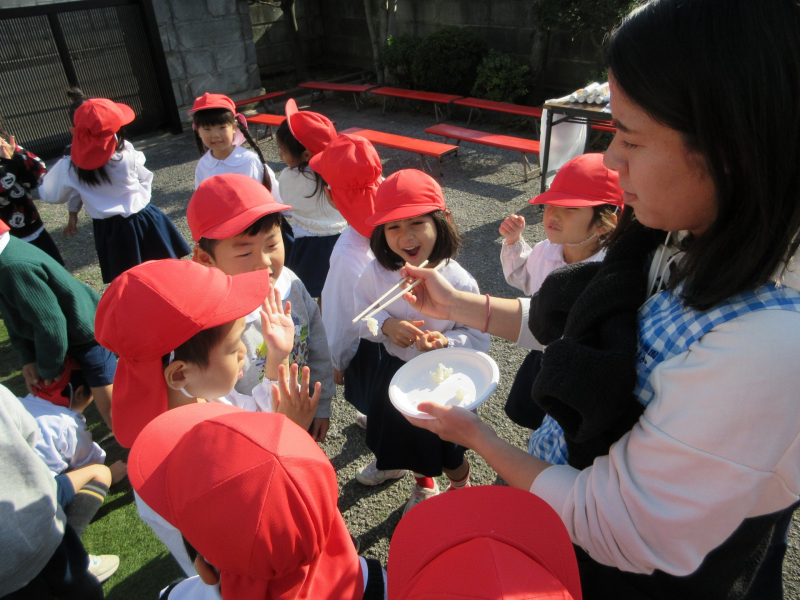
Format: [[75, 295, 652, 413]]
[[33, 93, 799, 594]]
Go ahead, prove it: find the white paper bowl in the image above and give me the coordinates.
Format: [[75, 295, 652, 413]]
[[389, 348, 499, 420]]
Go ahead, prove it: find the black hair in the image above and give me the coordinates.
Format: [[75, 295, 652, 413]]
[[66, 87, 86, 124], [182, 536, 199, 564], [161, 323, 228, 371], [591, 204, 619, 248], [605, 0, 800, 309], [198, 212, 283, 260], [192, 108, 272, 192], [275, 120, 326, 201], [370, 210, 460, 271], [60, 368, 89, 403]]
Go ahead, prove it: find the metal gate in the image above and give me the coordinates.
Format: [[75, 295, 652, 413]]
[[0, 0, 181, 159]]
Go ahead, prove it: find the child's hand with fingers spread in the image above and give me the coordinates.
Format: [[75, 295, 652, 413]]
[[415, 330, 448, 352], [272, 363, 320, 433], [260, 287, 294, 380], [382, 318, 425, 349], [499, 214, 525, 245]]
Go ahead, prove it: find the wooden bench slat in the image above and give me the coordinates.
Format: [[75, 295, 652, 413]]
[[369, 87, 463, 104], [247, 114, 286, 126], [234, 91, 286, 108], [300, 82, 377, 93], [425, 124, 540, 154], [342, 127, 458, 158], [454, 98, 543, 119]]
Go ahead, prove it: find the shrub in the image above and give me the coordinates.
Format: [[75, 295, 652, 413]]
[[411, 26, 488, 96], [378, 34, 422, 88], [471, 50, 532, 103]]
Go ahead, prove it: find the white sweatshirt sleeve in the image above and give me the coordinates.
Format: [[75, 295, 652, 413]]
[[322, 246, 369, 370], [500, 239, 535, 295], [443, 271, 491, 352], [39, 157, 81, 211], [530, 309, 800, 576], [353, 266, 391, 345]]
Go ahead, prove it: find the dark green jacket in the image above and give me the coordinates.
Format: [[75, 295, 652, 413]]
[[0, 236, 99, 379]]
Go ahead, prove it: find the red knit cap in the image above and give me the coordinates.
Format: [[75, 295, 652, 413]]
[[308, 133, 382, 238], [285, 99, 337, 155], [129, 403, 364, 599], [94, 260, 271, 448], [71, 99, 135, 170], [367, 170, 445, 226], [389, 486, 582, 600]]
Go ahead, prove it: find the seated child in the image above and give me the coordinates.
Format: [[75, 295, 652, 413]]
[[499, 153, 621, 449], [0, 219, 115, 428], [129, 403, 384, 600], [94, 259, 320, 575], [188, 173, 336, 442]]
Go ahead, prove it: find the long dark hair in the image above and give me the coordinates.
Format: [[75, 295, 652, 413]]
[[275, 120, 325, 201], [370, 210, 460, 271], [192, 108, 272, 192], [605, 0, 800, 309]]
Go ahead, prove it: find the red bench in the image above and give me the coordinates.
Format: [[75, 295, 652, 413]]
[[369, 87, 463, 122], [234, 91, 286, 113], [300, 82, 378, 112], [341, 126, 459, 177], [453, 98, 543, 127], [425, 123, 541, 182], [247, 114, 286, 142], [591, 124, 617, 133]]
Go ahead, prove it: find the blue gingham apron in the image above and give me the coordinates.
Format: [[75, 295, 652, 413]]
[[528, 283, 800, 463]]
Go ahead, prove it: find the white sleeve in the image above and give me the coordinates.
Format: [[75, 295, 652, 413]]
[[501, 239, 535, 295], [515, 298, 544, 351], [266, 164, 281, 204], [530, 309, 800, 576], [133, 147, 153, 195], [223, 380, 275, 413], [38, 158, 81, 210], [68, 421, 106, 471], [443, 271, 490, 352], [322, 250, 367, 370], [353, 266, 390, 344]]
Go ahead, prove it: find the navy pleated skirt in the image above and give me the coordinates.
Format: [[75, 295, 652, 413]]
[[92, 203, 191, 283], [343, 338, 383, 415], [287, 234, 340, 297], [366, 351, 466, 477]]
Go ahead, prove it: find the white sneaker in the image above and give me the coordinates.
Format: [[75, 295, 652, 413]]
[[355, 459, 407, 486], [355, 412, 367, 429], [403, 480, 440, 516], [87, 554, 120, 583]]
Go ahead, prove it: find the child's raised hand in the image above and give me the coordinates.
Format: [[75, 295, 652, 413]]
[[415, 330, 448, 352], [0, 135, 15, 159], [382, 318, 425, 349], [272, 363, 320, 433], [260, 287, 294, 357], [499, 214, 525, 245]]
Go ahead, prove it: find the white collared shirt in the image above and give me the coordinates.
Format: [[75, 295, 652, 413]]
[[194, 145, 281, 203]]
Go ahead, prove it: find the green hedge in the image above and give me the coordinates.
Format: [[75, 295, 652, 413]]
[[411, 26, 488, 96], [471, 50, 532, 103]]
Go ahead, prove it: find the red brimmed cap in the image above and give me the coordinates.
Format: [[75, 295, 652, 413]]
[[71, 99, 135, 170], [35, 356, 82, 408], [309, 133, 382, 238], [187, 174, 291, 242], [129, 403, 363, 599], [0, 220, 9, 234], [367, 169, 445, 226], [531, 153, 623, 208], [94, 259, 271, 448], [188, 93, 235, 115], [388, 486, 582, 600], [285, 99, 337, 156]]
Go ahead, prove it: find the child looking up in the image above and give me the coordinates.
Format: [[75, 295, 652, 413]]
[[353, 170, 490, 515], [276, 99, 345, 298], [310, 133, 383, 426], [0, 219, 115, 429], [498, 154, 622, 452], [95, 259, 319, 575], [190, 92, 280, 196], [130, 403, 385, 599], [188, 173, 336, 442], [40, 98, 191, 283]]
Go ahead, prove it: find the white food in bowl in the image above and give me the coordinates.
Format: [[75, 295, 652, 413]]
[[430, 363, 453, 383]]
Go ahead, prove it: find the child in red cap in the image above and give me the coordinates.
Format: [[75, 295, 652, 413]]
[[130, 403, 386, 599], [275, 100, 345, 298], [499, 154, 622, 455], [189, 92, 280, 195], [309, 133, 384, 427], [188, 173, 335, 442], [39, 98, 191, 283], [95, 259, 320, 575], [352, 169, 490, 514]]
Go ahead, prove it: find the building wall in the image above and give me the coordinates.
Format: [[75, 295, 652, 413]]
[[249, 0, 325, 76]]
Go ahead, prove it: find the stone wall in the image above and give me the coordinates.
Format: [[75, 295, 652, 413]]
[[249, 1, 325, 76]]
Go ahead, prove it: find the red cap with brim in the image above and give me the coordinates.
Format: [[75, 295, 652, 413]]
[[35, 356, 82, 408], [309, 133, 382, 238], [94, 260, 271, 448], [530, 153, 623, 208], [389, 486, 582, 600], [367, 170, 445, 226], [187, 174, 291, 242], [129, 403, 363, 600], [187, 93, 236, 115], [285, 99, 337, 156], [71, 99, 135, 170]]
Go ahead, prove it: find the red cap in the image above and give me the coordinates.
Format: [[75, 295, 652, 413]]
[[0, 220, 9, 234], [129, 403, 363, 599], [188, 93, 236, 115], [388, 486, 582, 600], [187, 174, 291, 242], [35, 356, 82, 408], [531, 153, 623, 208], [94, 259, 271, 448], [71, 99, 135, 170], [367, 169, 445, 226], [285, 99, 337, 156], [308, 133, 382, 238]]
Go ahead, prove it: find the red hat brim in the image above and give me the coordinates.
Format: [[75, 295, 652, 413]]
[[187, 93, 236, 115], [530, 190, 622, 208], [365, 201, 443, 226], [197, 201, 292, 241]]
